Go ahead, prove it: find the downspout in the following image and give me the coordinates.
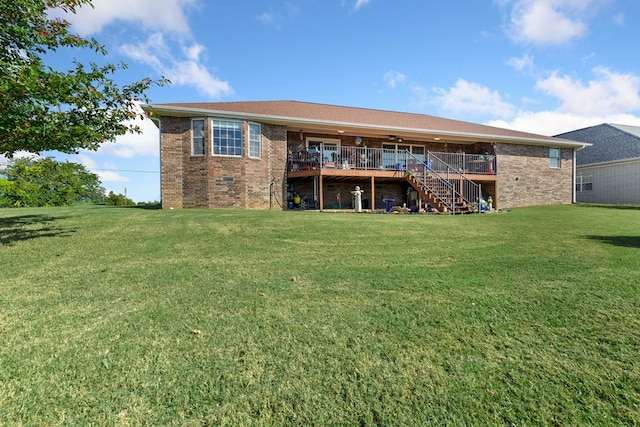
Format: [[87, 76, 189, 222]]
[[572, 143, 588, 204], [572, 148, 577, 204]]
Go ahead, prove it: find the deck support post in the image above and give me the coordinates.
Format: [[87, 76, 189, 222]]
[[370, 176, 375, 212], [319, 175, 324, 212]]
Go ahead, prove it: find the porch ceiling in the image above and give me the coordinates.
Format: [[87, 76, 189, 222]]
[[288, 123, 482, 145]]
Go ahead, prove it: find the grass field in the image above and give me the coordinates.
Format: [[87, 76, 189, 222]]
[[1, 204, 639, 426]]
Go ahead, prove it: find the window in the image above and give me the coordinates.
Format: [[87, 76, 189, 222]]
[[549, 147, 561, 168], [307, 138, 339, 165], [575, 174, 593, 192], [213, 119, 242, 156], [249, 123, 261, 158], [382, 143, 424, 168], [191, 119, 205, 156], [411, 146, 425, 162]]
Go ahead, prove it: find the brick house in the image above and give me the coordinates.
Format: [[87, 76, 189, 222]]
[[141, 100, 588, 212]]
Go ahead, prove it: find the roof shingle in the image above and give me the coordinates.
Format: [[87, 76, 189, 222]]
[[146, 100, 584, 147], [556, 123, 640, 164]]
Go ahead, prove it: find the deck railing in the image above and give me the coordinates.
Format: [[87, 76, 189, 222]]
[[426, 151, 496, 175], [288, 145, 496, 175]]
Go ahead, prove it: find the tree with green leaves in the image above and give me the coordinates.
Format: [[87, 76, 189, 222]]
[[0, 0, 168, 157], [104, 190, 135, 206], [0, 157, 104, 207]]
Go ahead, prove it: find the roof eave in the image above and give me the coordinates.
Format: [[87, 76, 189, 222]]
[[141, 103, 589, 149]]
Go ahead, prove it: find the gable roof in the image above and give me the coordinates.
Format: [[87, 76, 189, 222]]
[[142, 100, 586, 148], [555, 123, 640, 165]]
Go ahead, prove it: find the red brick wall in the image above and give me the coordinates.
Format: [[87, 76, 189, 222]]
[[159, 117, 288, 209], [160, 117, 186, 209]]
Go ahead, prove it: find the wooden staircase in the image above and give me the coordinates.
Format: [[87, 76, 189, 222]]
[[405, 173, 473, 214]]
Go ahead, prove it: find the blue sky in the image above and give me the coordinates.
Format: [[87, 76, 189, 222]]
[[10, 0, 640, 202]]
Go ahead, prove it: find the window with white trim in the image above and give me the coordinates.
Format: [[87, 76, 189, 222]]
[[213, 119, 242, 156], [249, 123, 261, 159], [191, 119, 205, 156], [549, 147, 561, 168], [575, 174, 593, 192]]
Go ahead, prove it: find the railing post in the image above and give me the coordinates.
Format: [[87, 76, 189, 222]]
[[451, 187, 455, 215]]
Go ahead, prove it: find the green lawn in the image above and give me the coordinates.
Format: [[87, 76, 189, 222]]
[[1, 204, 639, 426]]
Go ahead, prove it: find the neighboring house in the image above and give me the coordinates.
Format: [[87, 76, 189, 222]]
[[556, 123, 640, 205], [141, 100, 587, 212]]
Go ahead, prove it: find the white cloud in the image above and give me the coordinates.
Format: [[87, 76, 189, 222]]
[[59, 0, 200, 36], [77, 102, 161, 159], [0, 152, 40, 165], [119, 33, 233, 99], [75, 154, 130, 183], [536, 67, 640, 116], [355, 0, 372, 10], [487, 111, 640, 136], [507, 52, 534, 72], [258, 12, 280, 28], [485, 67, 640, 135], [257, 5, 298, 28], [96, 121, 159, 159], [384, 71, 406, 89], [432, 79, 516, 118], [503, 0, 603, 45], [414, 64, 640, 136]]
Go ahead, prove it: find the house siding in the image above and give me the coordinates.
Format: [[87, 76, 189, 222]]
[[576, 161, 640, 204], [495, 144, 573, 208]]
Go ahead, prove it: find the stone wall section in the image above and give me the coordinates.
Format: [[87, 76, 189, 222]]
[[495, 143, 573, 208]]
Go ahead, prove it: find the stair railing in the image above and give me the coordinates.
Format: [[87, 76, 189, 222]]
[[404, 152, 458, 213], [425, 151, 482, 210]]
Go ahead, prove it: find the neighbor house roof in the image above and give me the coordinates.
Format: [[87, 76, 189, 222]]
[[556, 123, 640, 165], [142, 100, 587, 148]]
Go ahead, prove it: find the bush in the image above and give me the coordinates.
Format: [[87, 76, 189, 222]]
[[104, 191, 135, 206]]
